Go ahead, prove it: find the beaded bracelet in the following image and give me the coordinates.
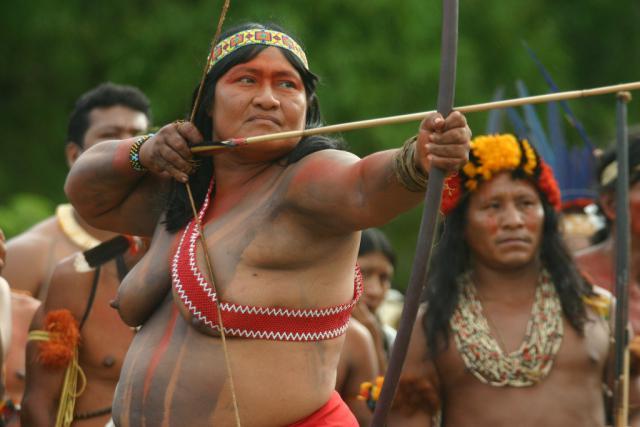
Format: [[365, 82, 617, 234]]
[[129, 134, 153, 172]]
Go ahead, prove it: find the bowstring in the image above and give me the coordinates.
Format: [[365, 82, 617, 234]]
[[184, 1, 241, 425]]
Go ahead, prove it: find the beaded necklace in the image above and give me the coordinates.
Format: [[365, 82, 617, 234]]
[[450, 270, 563, 387]]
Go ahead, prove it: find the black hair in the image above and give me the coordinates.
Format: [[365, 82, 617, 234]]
[[591, 128, 640, 244], [422, 175, 594, 358], [164, 22, 344, 232], [358, 228, 397, 268], [67, 82, 151, 147]]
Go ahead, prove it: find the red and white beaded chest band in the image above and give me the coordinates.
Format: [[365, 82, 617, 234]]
[[171, 179, 362, 341]]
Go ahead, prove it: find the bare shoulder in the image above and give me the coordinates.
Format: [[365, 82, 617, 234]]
[[4, 216, 64, 294], [42, 254, 95, 321], [346, 317, 375, 348], [6, 215, 62, 254], [282, 149, 365, 231], [286, 149, 361, 185]]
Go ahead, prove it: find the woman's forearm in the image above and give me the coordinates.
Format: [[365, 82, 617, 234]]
[[65, 138, 167, 236]]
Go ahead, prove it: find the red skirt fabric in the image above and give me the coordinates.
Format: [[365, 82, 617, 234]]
[[287, 391, 359, 426]]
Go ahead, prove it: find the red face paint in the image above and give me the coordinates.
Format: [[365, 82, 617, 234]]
[[464, 172, 545, 270]]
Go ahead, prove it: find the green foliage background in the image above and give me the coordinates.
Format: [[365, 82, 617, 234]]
[[1, 0, 638, 289]]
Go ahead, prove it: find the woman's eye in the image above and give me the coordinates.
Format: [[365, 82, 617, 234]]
[[238, 76, 255, 84]]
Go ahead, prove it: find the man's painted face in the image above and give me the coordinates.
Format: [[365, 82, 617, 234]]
[[464, 172, 545, 271], [84, 105, 149, 150], [358, 251, 394, 312], [212, 47, 307, 158]]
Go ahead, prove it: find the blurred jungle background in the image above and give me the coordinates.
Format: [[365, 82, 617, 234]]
[[1, 0, 639, 290]]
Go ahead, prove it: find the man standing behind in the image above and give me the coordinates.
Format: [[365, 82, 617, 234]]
[[3, 82, 151, 301], [391, 134, 640, 426], [22, 236, 146, 427], [576, 130, 640, 332], [1, 83, 150, 413]]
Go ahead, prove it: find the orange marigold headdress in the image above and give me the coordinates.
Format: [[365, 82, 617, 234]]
[[441, 134, 561, 215]]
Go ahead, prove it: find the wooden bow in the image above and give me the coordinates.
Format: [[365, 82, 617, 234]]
[[184, 1, 242, 426], [613, 90, 632, 427], [370, 0, 458, 425]]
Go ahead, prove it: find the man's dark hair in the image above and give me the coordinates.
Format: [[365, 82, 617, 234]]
[[165, 22, 344, 232], [67, 82, 151, 147], [591, 128, 640, 244], [359, 228, 397, 268], [422, 176, 594, 358]]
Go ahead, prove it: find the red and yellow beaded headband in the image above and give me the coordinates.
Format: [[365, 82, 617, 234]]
[[441, 134, 562, 215], [207, 28, 309, 73]]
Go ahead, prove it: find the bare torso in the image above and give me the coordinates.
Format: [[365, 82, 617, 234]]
[[391, 300, 611, 427], [114, 162, 361, 426], [435, 312, 610, 426], [74, 264, 137, 426], [22, 252, 138, 427]]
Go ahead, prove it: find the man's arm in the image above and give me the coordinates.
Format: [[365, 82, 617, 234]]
[[285, 112, 470, 233], [3, 233, 51, 297], [21, 256, 90, 426], [351, 302, 388, 373], [340, 318, 379, 426], [21, 305, 64, 426], [388, 307, 440, 427]]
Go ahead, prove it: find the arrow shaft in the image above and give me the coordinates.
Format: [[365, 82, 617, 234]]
[[191, 81, 640, 153]]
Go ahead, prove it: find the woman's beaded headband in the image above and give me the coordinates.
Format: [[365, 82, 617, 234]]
[[207, 28, 309, 73], [441, 134, 562, 215]]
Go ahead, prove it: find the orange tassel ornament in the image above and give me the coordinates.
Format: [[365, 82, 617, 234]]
[[29, 309, 80, 368]]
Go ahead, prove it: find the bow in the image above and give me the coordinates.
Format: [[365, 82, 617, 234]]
[[370, 0, 458, 424], [613, 91, 632, 427], [184, 1, 242, 425]]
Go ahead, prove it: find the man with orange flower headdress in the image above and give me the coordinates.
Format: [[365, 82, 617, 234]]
[[388, 134, 640, 427]]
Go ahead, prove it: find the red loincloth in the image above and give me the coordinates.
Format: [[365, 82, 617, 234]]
[[287, 391, 358, 426]]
